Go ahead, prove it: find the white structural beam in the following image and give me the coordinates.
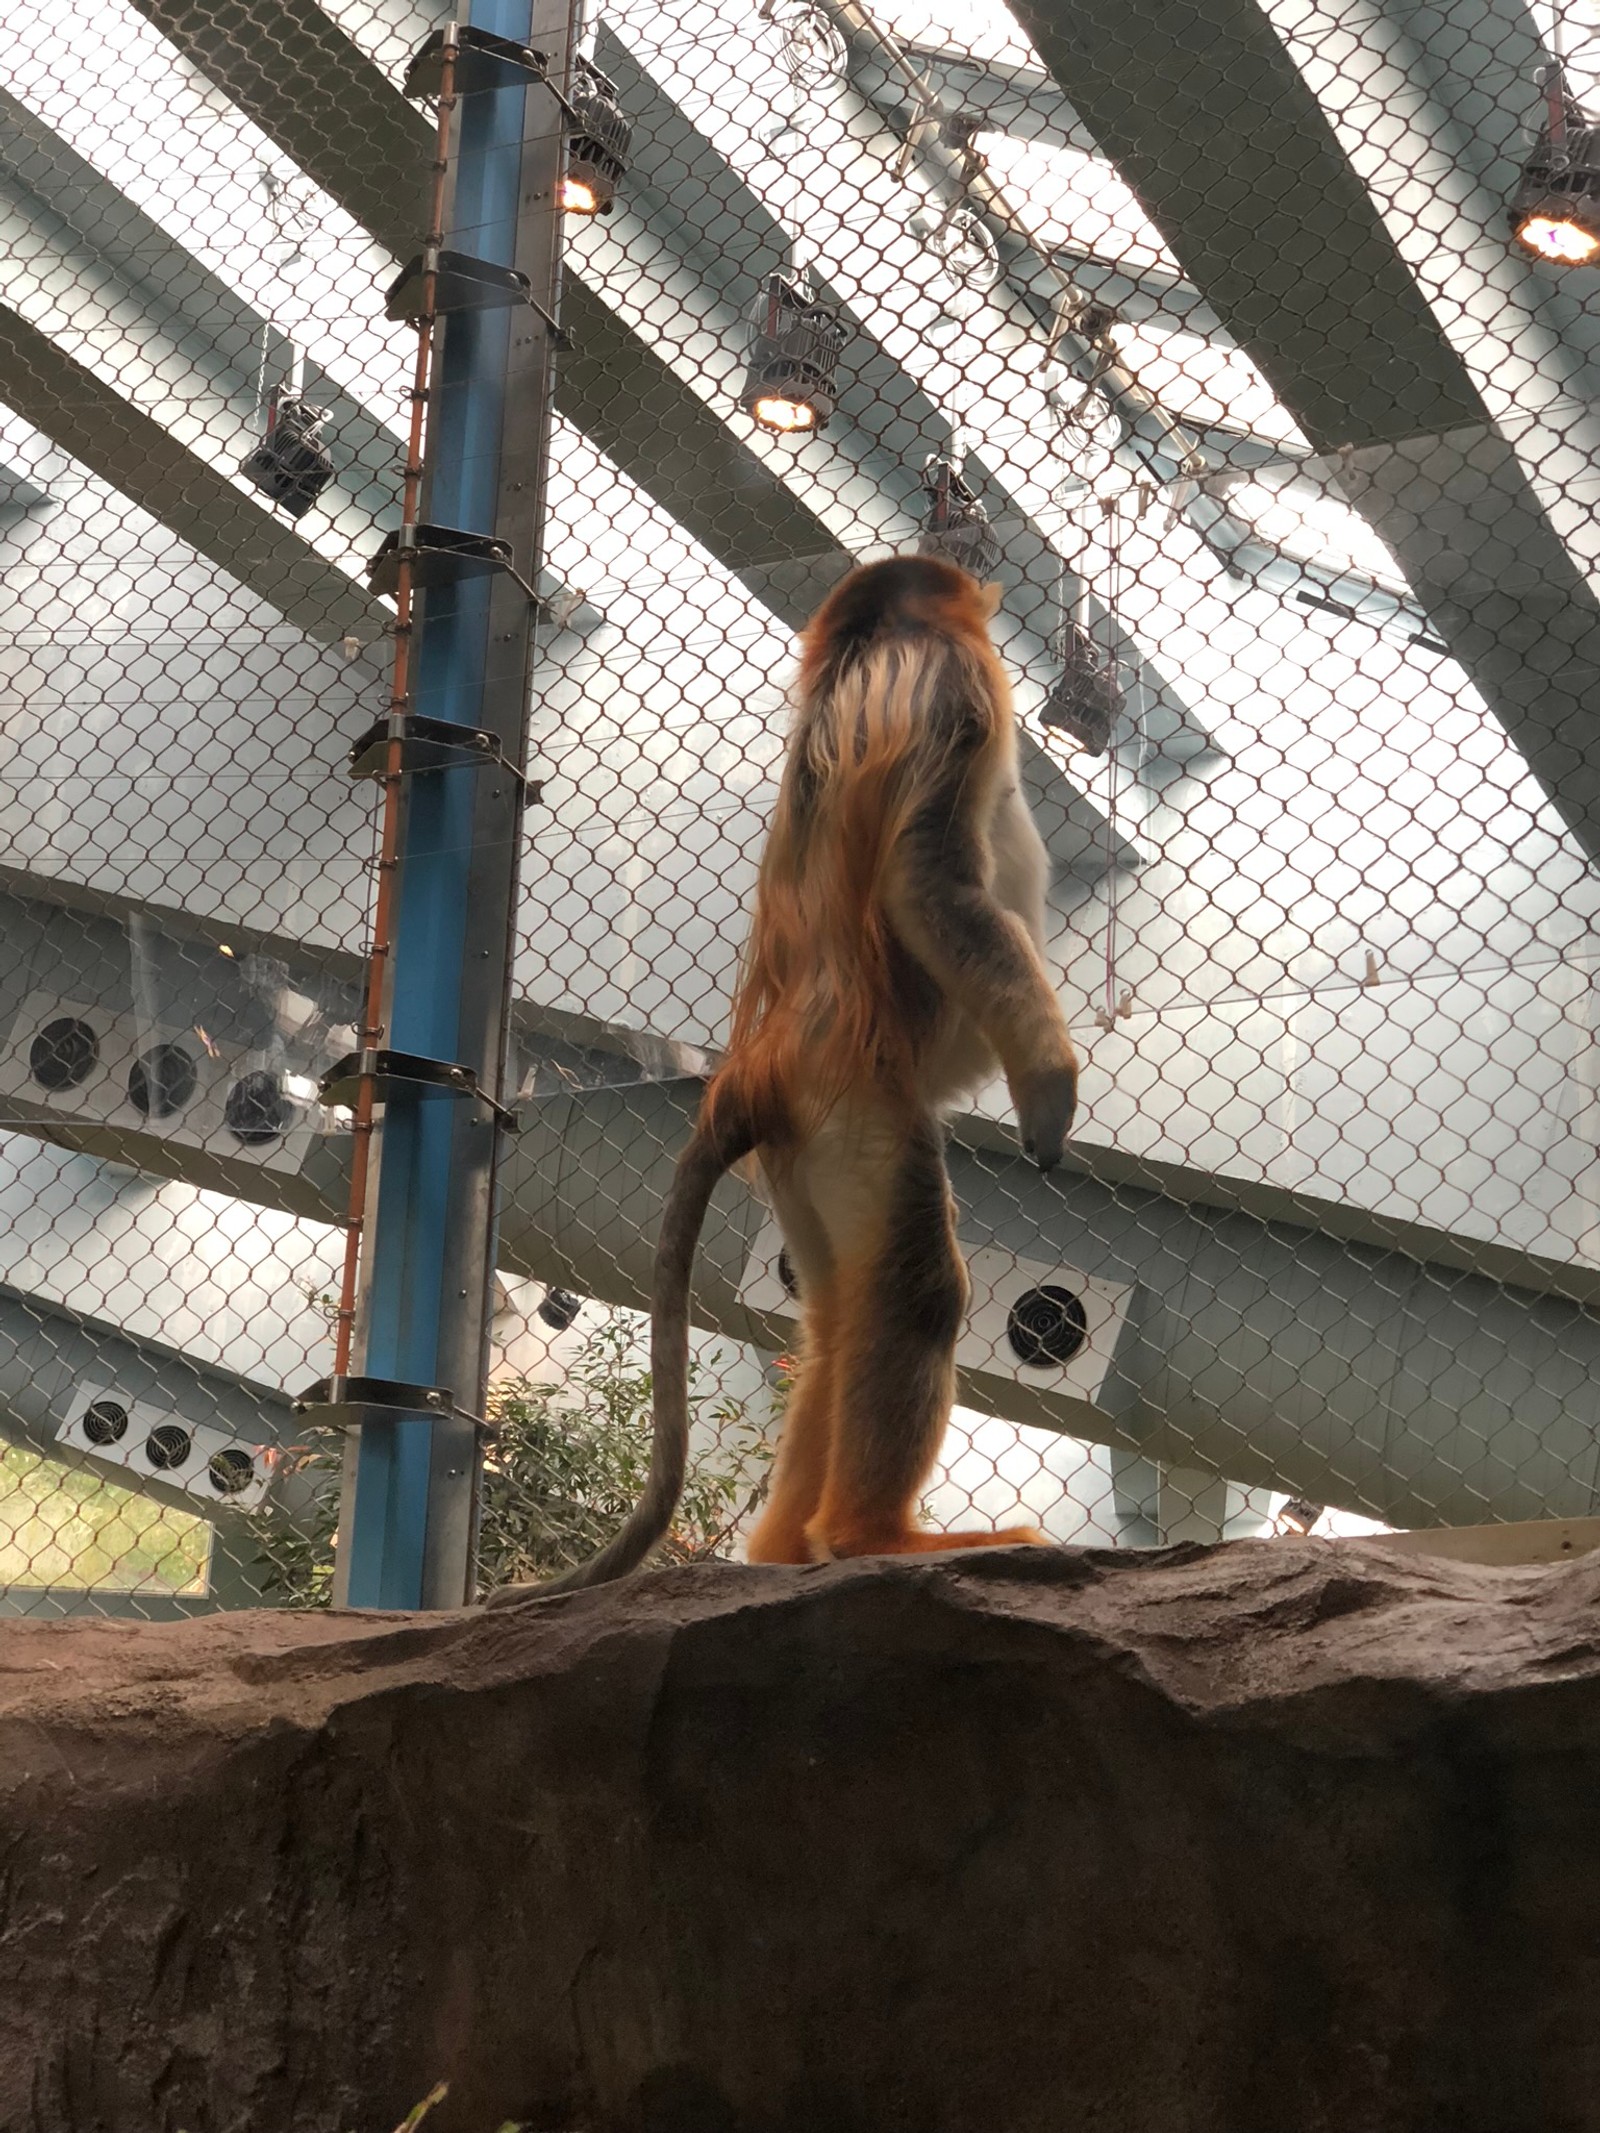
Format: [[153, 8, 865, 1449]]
[[1002, 0, 1600, 869]]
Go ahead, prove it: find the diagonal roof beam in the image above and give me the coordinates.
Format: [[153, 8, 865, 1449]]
[[0, 80, 401, 644], [0, 300, 386, 642], [125, 0, 848, 627], [0, 1279, 290, 1460], [1011, 0, 1483, 450], [1007, 0, 1600, 869]]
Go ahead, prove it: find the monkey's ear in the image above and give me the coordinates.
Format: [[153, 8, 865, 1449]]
[[978, 581, 1004, 618]]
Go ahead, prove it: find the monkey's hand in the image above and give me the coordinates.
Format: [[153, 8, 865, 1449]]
[[1010, 1059, 1078, 1171]]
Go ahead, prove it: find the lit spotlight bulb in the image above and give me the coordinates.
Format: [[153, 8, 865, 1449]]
[[752, 394, 819, 434], [560, 174, 603, 217], [1508, 110, 1600, 267], [1514, 211, 1600, 263]]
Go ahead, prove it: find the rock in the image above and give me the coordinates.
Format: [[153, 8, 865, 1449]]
[[3, 1539, 1600, 2133]]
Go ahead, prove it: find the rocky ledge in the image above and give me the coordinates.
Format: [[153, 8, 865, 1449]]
[[3, 1538, 1598, 2133]]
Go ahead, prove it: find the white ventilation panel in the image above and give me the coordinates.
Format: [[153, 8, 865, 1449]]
[[737, 1217, 1133, 1407], [0, 991, 317, 1173], [57, 1382, 271, 1512]]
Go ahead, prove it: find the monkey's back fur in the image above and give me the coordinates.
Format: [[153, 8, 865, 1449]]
[[490, 555, 1078, 1594], [707, 554, 1047, 1159]]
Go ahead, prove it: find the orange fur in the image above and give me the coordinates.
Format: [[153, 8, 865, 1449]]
[[489, 555, 1074, 1599], [706, 558, 1009, 1160]]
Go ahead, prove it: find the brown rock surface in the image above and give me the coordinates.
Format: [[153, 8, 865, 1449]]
[[2, 1539, 1599, 2133]]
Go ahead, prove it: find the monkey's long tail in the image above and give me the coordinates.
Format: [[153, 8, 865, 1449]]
[[527, 1109, 756, 1597]]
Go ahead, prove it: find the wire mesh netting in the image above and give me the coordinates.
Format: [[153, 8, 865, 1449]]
[[1, 0, 1598, 1614]]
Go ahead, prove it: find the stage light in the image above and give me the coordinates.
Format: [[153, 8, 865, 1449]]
[[562, 60, 630, 216], [1509, 82, 1600, 265], [741, 273, 846, 436], [918, 449, 1002, 579], [1276, 1498, 1325, 1536], [752, 394, 819, 432], [241, 394, 334, 518], [1511, 195, 1600, 263], [1040, 623, 1122, 755]]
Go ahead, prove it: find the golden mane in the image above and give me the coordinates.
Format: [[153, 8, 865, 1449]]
[[705, 558, 1009, 1157]]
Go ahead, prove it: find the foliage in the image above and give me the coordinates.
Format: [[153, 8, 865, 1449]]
[[246, 1310, 781, 1607], [475, 1317, 776, 1586], [247, 1433, 341, 1609]]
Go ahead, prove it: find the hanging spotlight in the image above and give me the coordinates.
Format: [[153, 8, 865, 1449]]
[[1275, 1497, 1326, 1537], [918, 449, 1003, 579], [561, 59, 631, 217], [740, 272, 847, 436], [1040, 622, 1123, 756], [1510, 70, 1600, 264], [241, 391, 334, 519], [536, 1287, 583, 1332]]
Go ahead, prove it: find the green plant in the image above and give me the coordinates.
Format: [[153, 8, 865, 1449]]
[[476, 1317, 776, 1586], [247, 1433, 341, 1608], [246, 1310, 782, 1607]]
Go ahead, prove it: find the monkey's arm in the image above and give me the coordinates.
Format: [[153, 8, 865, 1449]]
[[884, 752, 1078, 1168]]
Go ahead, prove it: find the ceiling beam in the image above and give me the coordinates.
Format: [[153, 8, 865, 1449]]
[[0, 299, 386, 642], [1009, 0, 1483, 451], [1009, 0, 1600, 868], [3, 868, 1598, 1317], [0, 1280, 290, 1459]]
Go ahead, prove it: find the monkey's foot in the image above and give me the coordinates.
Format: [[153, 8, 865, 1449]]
[[812, 1523, 1050, 1559], [743, 1526, 817, 1566]]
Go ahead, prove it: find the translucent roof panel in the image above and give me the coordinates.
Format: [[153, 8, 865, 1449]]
[[1223, 475, 1410, 596], [1568, 0, 1600, 106], [1108, 324, 1311, 452], [975, 133, 1185, 279], [865, 0, 1041, 66]]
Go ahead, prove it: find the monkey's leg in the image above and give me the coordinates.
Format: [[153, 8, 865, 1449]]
[[885, 774, 1078, 1170], [808, 1118, 1048, 1560], [745, 1167, 840, 1565], [744, 1293, 839, 1564]]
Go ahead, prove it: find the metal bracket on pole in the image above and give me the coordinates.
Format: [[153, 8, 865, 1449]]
[[346, 712, 542, 796], [319, 1048, 520, 1131], [404, 25, 551, 98], [383, 252, 573, 348], [385, 251, 532, 322], [292, 1375, 493, 1437], [368, 523, 518, 597]]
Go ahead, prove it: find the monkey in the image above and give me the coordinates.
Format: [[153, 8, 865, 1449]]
[[488, 554, 1079, 1602]]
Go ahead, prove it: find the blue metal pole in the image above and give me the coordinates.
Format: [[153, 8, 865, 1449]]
[[337, 0, 565, 1607]]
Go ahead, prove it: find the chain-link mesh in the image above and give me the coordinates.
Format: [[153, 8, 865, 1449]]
[[1, 0, 1597, 1612]]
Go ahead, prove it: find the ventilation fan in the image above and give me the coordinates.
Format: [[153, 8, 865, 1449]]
[[0, 991, 317, 1174], [58, 1383, 271, 1511], [737, 1221, 1133, 1411]]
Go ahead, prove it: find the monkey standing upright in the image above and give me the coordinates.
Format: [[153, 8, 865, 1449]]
[[496, 554, 1079, 1599]]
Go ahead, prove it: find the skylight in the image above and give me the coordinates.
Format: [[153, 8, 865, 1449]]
[[1224, 475, 1411, 597], [867, 0, 1040, 68], [975, 134, 1184, 279]]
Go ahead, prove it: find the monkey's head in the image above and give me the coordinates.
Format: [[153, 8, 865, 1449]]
[[799, 555, 1003, 688]]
